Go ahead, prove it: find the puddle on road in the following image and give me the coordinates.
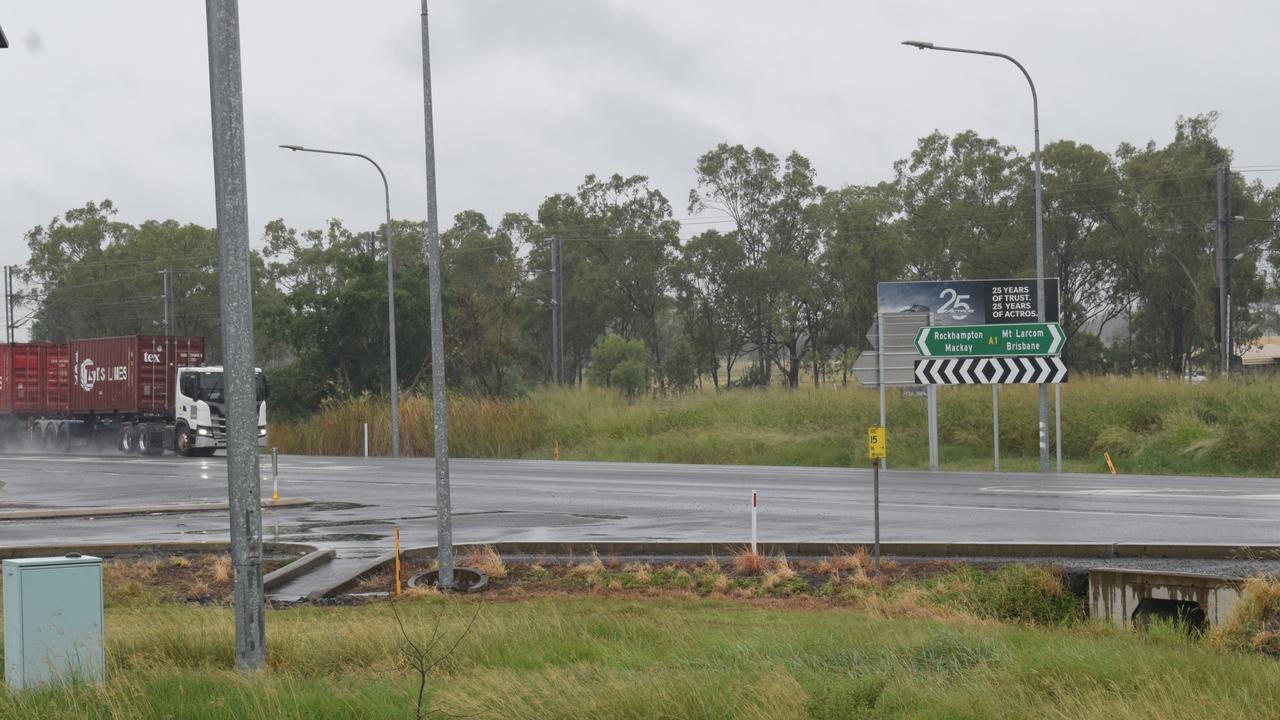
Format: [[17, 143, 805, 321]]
[[303, 502, 370, 512], [281, 533, 384, 542]]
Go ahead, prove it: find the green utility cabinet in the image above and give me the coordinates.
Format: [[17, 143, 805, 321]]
[[3, 554, 105, 690]]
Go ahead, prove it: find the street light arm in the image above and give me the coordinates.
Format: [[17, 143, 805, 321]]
[[899, 42, 1038, 131], [278, 142, 399, 456], [277, 144, 389, 201]]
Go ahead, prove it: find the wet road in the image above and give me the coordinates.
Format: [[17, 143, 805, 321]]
[[1, 453, 1278, 557]]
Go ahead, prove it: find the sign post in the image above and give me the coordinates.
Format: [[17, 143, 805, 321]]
[[992, 386, 1001, 472], [867, 426, 886, 574], [1055, 384, 1063, 472]]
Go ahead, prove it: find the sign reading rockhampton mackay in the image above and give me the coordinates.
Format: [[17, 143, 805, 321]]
[[915, 322, 1064, 358], [877, 278, 1059, 326]]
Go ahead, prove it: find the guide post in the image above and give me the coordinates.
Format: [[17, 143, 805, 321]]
[[867, 426, 886, 573]]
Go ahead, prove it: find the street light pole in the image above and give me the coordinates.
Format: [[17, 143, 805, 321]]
[[902, 40, 1051, 473], [279, 145, 400, 458]]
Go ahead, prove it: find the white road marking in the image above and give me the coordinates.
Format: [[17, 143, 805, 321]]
[[981, 485, 1280, 500]]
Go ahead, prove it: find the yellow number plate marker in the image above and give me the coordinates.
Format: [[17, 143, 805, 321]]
[[867, 426, 886, 461]]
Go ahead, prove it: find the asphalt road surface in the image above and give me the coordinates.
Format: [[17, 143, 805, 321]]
[[3, 452, 1279, 552]]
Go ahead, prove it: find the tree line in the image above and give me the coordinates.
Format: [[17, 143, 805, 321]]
[[15, 112, 1280, 416]]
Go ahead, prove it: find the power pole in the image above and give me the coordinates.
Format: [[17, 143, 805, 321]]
[[205, 0, 266, 672], [4, 266, 13, 344], [550, 235, 565, 384], [161, 269, 173, 337], [420, 0, 454, 589], [1217, 164, 1231, 376]]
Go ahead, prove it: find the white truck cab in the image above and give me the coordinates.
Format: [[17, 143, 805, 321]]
[[173, 366, 268, 457]]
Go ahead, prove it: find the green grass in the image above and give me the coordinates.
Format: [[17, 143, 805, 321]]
[[4, 595, 1280, 719], [269, 376, 1280, 476]]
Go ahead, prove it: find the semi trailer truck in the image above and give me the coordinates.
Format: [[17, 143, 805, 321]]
[[0, 335, 266, 457]]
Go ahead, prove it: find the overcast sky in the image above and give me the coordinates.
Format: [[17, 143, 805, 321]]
[[2, 0, 1278, 273]]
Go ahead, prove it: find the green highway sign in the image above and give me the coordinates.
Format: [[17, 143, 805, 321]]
[[914, 322, 1064, 358]]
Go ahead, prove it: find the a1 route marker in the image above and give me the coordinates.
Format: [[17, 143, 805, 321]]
[[914, 322, 1064, 358]]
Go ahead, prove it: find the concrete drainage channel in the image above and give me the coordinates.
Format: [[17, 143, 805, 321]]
[[1088, 568, 1243, 630], [0, 540, 1262, 629], [295, 541, 1278, 628], [0, 541, 330, 595]]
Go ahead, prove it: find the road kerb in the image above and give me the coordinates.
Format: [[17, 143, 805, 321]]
[[0, 497, 311, 521], [299, 540, 1280, 600]]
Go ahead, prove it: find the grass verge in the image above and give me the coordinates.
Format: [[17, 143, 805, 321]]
[[268, 376, 1280, 477], [3, 593, 1279, 719]]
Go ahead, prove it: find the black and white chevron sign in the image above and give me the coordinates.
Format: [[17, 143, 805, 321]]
[[913, 357, 1068, 385]]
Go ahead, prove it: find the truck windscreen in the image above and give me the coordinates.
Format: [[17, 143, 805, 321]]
[[196, 372, 267, 403]]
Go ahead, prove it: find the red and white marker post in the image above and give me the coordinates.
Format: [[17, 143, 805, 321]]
[[751, 490, 758, 554]]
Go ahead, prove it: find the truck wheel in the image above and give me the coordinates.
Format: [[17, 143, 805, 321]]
[[138, 424, 163, 456], [56, 423, 72, 453], [119, 423, 138, 454], [43, 423, 58, 451], [175, 423, 193, 457]]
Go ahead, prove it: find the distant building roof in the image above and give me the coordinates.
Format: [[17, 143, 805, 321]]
[[1241, 336, 1280, 366]]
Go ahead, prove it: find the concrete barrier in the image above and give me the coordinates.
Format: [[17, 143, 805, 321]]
[[264, 548, 335, 591]]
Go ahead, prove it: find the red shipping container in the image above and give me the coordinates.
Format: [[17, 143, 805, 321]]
[[45, 344, 71, 414], [0, 343, 70, 415], [68, 336, 205, 415]]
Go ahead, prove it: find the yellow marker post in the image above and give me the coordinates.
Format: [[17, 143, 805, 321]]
[[553, 440, 560, 461], [394, 526, 402, 597], [867, 426, 886, 573], [270, 447, 280, 501], [1104, 452, 1117, 475]]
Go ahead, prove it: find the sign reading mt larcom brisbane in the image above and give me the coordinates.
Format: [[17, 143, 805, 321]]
[[915, 322, 1064, 358]]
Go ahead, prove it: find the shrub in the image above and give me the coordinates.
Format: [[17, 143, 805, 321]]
[[926, 565, 1081, 625], [1209, 577, 1280, 655]]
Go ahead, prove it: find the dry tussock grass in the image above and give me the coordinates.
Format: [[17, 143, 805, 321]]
[[461, 545, 508, 580], [402, 584, 440, 599], [710, 573, 731, 593], [773, 552, 796, 579], [570, 550, 605, 578], [1210, 576, 1280, 654], [816, 547, 871, 576], [202, 556, 233, 583], [704, 554, 721, 574], [847, 565, 871, 588], [732, 548, 767, 576], [761, 572, 782, 593], [622, 562, 652, 583]]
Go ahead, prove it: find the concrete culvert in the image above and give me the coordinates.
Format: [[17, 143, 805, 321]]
[[1132, 597, 1208, 632], [408, 567, 488, 593]]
